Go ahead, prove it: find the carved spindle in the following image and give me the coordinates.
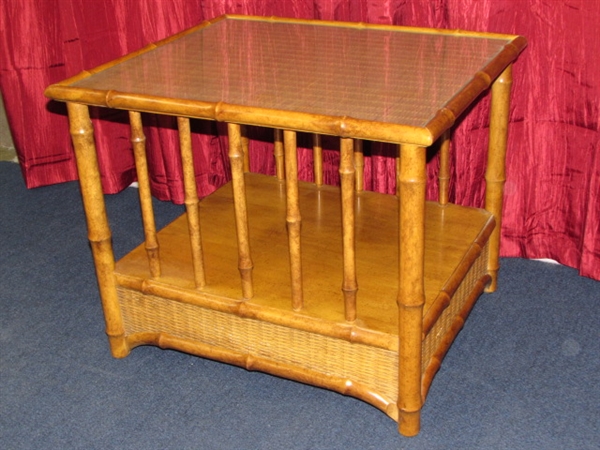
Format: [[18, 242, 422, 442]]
[[354, 139, 364, 193], [228, 123, 254, 299], [177, 116, 206, 288], [438, 131, 451, 206], [284, 130, 303, 311], [313, 134, 323, 187], [397, 143, 426, 437], [274, 128, 285, 180], [129, 111, 161, 278], [485, 65, 513, 292], [67, 102, 129, 358], [340, 138, 358, 322]]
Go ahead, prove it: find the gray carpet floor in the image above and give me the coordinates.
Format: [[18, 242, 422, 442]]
[[1, 161, 599, 449]]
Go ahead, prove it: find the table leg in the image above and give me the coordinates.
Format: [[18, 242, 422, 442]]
[[66, 102, 129, 358], [485, 65, 513, 292], [397, 143, 426, 437]]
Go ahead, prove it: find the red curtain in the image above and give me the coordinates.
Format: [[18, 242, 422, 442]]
[[1, 0, 599, 281]]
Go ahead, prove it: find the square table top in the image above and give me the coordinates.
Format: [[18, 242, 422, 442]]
[[45, 15, 526, 145]]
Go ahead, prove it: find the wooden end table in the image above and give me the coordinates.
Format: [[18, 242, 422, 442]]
[[45, 15, 525, 436]]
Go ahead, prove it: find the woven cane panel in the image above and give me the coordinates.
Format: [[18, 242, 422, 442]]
[[118, 287, 398, 402], [421, 244, 490, 372], [72, 18, 511, 127]]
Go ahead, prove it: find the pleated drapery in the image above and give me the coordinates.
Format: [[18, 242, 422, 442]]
[[1, 0, 598, 281]]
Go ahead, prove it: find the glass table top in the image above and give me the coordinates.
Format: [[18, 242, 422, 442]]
[[67, 16, 522, 129]]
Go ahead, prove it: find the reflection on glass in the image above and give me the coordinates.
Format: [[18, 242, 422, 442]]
[[73, 18, 511, 127]]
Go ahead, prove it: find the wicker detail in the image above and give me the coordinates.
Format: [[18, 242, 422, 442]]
[[117, 241, 489, 407], [118, 286, 399, 402], [421, 243, 490, 373]]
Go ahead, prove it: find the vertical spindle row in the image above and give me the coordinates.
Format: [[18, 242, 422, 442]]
[[485, 65, 513, 292], [284, 130, 303, 311], [177, 117, 206, 289], [228, 123, 254, 300], [438, 131, 451, 206], [129, 111, 161, 278], [340, 138, 358, 322]]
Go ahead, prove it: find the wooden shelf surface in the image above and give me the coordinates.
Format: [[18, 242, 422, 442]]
[[115, 173, 494, 341]]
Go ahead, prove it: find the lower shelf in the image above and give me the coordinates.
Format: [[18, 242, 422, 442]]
[[114, 173, 494, 419]]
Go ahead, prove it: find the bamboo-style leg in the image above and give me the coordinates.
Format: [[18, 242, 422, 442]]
[[177, 117, 206, 289], [397, 143, 426, 437], [67, 103, 129, 358], [274, 128, 285, 180], [438, 131, 451, 206], [228, 123, 254, 299], [129, 111, 161, 278], [313, 134, 323, 187], [284, 130, 303, 310], [241, 124, 250, 173], [354, 139, 364, 193], [485, 65, 512, 292], [340, 138, 358, 322]]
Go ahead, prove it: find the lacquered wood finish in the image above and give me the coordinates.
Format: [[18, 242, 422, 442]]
[[273, 129, 284, 180], [312, 134, 323, 186], [284, 130, 303, 311], [178, 117, 206, 289], [129, 111, 161, 278], [46, 15, 526, 146], [241, 125, 250, 173], [46, 16, 525, 437], [339, 138, 358, 322], [113, 174, 495, 423], [354, 140, 364, 193], [438, 131, 451, 206], [397, 144, 427, 436], [66, 102, 129, 358], [228, 123, 254, 299], [485, 66, 512, 292], [115, 174, 494, 340]]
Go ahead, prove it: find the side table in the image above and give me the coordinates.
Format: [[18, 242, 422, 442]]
[[45, 15, 526, 436]]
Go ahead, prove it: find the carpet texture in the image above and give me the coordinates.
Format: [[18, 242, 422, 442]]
[[1, 161, 598, 449]]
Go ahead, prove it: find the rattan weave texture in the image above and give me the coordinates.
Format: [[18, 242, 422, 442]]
[[118, 287, 399, 403], [422, 244, 489, 373], [118, 241, 489, 407]]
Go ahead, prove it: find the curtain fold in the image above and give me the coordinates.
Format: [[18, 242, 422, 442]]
[[1, 0, 598, 280]]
